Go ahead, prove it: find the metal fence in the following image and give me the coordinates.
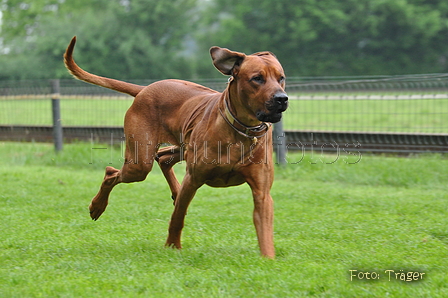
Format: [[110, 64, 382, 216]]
[[0, 79, 227, 127], [284, 73, 448, 134], [1, 75, 447, 153], [1, 75, 448, 133]]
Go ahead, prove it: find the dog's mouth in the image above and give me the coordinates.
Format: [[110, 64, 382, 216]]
[[256, 96, 288, 123], [256, 111, 284, 123]]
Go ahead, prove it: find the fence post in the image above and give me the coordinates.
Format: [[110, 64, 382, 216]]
[[51, 79, 63, 152], [273, 119, 286, 165]]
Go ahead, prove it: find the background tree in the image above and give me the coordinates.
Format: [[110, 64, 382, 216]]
[[1, 0, 448, 79], [195, 0, 448, 77], [0, 0, 198, 79]]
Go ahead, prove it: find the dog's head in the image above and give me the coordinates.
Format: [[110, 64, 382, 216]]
[[210, 47, 288, 123]]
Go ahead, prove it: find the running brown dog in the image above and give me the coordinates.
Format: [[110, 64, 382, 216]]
[[64, 36, 288, 258]]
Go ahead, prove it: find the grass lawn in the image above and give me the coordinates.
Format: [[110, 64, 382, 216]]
[[1, 94, 447, 133], [284, 97, 448, 133], [0, 142, 447, 297], [0, 97, 132, 127]]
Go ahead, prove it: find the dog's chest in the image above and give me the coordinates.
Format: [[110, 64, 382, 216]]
[[203, 169, 246, 187]]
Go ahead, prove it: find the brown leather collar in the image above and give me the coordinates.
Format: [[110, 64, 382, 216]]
[[219, 97, 271, 144]]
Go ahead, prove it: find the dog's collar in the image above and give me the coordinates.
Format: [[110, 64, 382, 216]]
[[219, 97, 271, 144]]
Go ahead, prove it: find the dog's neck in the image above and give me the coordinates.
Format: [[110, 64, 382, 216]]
[[219, 84, 270, 142], [224, 78, 261, 127]]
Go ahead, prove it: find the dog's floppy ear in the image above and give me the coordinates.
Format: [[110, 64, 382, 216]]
[[210, 47, 246, 76]]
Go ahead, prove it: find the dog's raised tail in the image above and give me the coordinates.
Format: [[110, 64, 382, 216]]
[[64, 36, 144, 97]]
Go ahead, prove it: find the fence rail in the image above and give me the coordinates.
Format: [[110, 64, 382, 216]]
[[0, 78, 227, 97], [1, 126, 446, 154], [1, 75, 447, 153], [3, 73, 448, 96], [286, 73, 448, 92]]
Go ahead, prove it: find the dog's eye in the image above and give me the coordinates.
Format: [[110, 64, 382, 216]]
[[279, 76, 286, 83], [251, 75, 264, 84]]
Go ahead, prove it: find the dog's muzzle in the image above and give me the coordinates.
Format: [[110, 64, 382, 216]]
[[256, 92, 289, 123]]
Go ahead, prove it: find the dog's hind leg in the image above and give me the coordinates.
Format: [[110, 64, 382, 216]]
[[89, 166, 121, 220], [155, 146, 183, 204], [89, 131, 158, 220]]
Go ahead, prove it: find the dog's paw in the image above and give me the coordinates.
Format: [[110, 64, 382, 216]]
[[89, 199, 108, 221]]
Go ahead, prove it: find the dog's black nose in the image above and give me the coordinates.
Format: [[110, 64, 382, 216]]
[[274, 92, 288, 105], [274, 92, 288, 111]]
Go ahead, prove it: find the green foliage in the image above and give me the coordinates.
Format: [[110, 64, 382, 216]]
[[1, 0, 448, 79], [0, 0, 198, 79], [198, 0, 448, 76], [1, 142, 447, 297]]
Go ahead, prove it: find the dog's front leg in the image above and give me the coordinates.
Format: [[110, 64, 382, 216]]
[[165, 173, 202, 249], [252, 191, 275, 258], [244, 165, 276, 259]]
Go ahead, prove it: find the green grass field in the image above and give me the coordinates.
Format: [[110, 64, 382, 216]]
[[1, 142, 447, 297], [1, 94, 447, 133], [0, 97, 132, 127], [284, 97, 448, 133]]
